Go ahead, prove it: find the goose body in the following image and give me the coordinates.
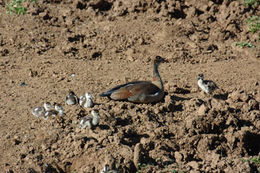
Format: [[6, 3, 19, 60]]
[[99, 56, 167, 103], [197, 74, 218, 94]]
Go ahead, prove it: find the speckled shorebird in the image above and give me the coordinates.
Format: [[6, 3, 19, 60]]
[[78, 110, 100, 129], [54, 103, 64, 116], [43, 102, 54, 111], [197, 74, 218, 94], [91, 109, 100, 126], [79, 92, 94, 108], [79, 116, 92, 129], [32, 107, 45, 117], [99, 56, 168, 103], [100, 164, 118, 173], [66, 91, 78, 105], [44, 110, 58, 117]]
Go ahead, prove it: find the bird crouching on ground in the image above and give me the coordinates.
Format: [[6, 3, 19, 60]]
[[99, 56, 168, 103]]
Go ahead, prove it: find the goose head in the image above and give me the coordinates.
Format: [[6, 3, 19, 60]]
[[153, 56, 168, 66]]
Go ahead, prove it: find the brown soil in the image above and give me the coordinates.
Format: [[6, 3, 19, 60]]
[[0, 0, 260, 172]]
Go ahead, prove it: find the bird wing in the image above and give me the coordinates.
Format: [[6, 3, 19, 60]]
[[204, 80, 218, 89], [101, 81, 161, 101]]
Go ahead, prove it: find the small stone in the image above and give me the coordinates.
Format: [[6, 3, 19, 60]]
[[125, 48, 135, 61], [164, 95, 172, 103], [241, 103, 250, 112], [174, 151, 183, 163], [29, 69, 38, 77], [133, 143, 142, 169], [187, 161, 199, 170], [248, 99, 259, 110], [197, 104, 208, 115], [228, 90, 240, 102], [240, 92, 249, 102]]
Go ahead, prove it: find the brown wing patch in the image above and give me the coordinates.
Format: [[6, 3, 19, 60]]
[[110, 87, 132, 100], [110, 82, 161, 101]]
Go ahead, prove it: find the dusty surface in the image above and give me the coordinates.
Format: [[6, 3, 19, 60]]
[[0, 0, 260, 172]]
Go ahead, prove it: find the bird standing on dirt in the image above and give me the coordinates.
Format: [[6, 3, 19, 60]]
[[54, 103, 64, 116], [99, 56, 168, 103], [66, 91, 78, 105], [79, 92, 94, 108], [197, 74, 218, 94], [43, 102, 54, 111], [32, 107, 45, 118], [78, 110, 100, 129]]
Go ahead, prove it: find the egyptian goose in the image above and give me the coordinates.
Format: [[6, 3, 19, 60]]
[[99, 56, 168, 103], [197, 74, 218, 94]]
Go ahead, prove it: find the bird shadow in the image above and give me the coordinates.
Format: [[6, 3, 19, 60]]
[[97, 124, 110, 130], [213, 93, 228, 100], [170, 95, 191, 101], [173, 87, 191, 95]]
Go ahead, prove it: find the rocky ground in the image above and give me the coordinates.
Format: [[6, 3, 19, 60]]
[[0, 0, 259, 172]]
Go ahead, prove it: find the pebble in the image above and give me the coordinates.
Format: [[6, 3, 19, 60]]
[[197, 104, 208, 115], [133, 143, 142, 169], [174, 151, 183, 163]]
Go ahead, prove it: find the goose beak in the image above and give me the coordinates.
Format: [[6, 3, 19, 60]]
[[163, 59, 169, 63], [155, 56, 169, 63]]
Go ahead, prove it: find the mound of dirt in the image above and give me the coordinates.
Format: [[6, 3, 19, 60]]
[[0, 0, 259, 172]]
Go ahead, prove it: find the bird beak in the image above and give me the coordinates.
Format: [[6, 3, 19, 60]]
[[163, 59, 169, 63]]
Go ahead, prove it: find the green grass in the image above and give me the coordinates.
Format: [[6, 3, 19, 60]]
[[243, 0, 260, 7], [235, 42, 255, 48], [246, 16, 260, 34], [5, 0, 37, 15], [242, 157, 260, 172], [251, 157, 260, 164]]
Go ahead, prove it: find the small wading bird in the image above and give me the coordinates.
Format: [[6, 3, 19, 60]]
[[66, 91, 78, 105], [78, 110, 100, 129], [197, 74, 218, 94], [99, 56, 168, 103], [79, 92, 94, 108]]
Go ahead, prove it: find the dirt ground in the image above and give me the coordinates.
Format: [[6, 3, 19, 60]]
[[0, 0, 260, 172]]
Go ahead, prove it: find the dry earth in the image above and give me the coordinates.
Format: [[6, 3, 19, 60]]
[[0, 0, 260, 172]]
